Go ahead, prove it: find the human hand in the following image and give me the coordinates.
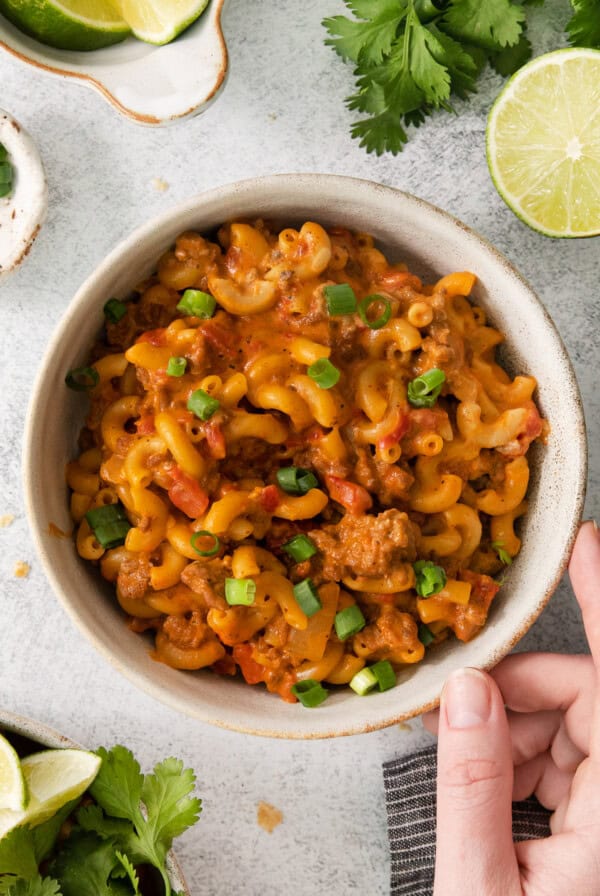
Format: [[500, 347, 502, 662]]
[[423, 520, 600, 895]]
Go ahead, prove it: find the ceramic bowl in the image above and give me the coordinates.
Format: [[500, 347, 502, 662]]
[[0, 708, 189, 892], [0, 0, 227, 124], [23, 174, 587, 738]]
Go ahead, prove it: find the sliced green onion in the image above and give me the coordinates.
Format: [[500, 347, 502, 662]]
[[167, 356, 187, 377], [0, 162, 12, 184], [177, 289, 216, 319], [370, 660, 396, 691], [276, 467, 318, 496], [307, 358, 340, 390], [225, 578, 256, 606], [282, 534, 318, 562], [187, 389, 220, 420], [291, 679, 329, 708], [407, 368, 446, 408], [358, 294, 392, 330], [191, 530, 220, 557], [103, 298, 128, 324], [65, 366, 100, 392], [0, 182, 11, 198], [323, 283, 357, 316], [413, 560, 447, 597], [491, 541, 513, 566], [349, 667, 377, 696], [418, 622, 435, 647], [293, 578, 322, 617], [85, 503, 131, 549], [335, 605, 366, 641], [0, 144, 8, 162]]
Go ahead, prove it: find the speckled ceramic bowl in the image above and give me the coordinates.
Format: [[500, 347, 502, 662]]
[[23, 174, 587, 738], [0, 0, 227, 125], [0, 709, 189, 892]]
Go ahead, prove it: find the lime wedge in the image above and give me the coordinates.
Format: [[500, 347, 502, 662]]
[[487, 48, 600, 238], [18, 748, 101, 827], [0, 734, 27, 813], [0, 0, 130, 51], [116, 0, 209, 45]]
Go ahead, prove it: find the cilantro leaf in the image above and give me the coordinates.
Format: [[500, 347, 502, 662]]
[[441, 0, 526, 50], [408, 11, 452, 105], [424, 26, 480, 98], [76, 804, 134, 844], [89, 748, 144, 828], [489, 32, 532, 76], [140, 759, 201, 850], [491, 541, 513, 566], [0, 826, 38, 878], [567, 0, 600, 47], [323, 1, 405, 65], [0, 876, 61, 896], [32, 801, 79, 865], [114, 853, 140, 896], [47, 832, 120, 896]]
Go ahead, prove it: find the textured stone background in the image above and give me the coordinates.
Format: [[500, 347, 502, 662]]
[[0, 1, 597, 893]]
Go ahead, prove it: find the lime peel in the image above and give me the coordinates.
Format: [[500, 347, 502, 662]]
[[0, 733, 27, 813], [116, 0, 210, 45], [486, 48, 600, 238], [19, 748, 102, 827], [0, 0, 130, 51]]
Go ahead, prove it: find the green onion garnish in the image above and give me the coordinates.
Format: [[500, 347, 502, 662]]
[[407, 368, 446, 408], [349, 667, 377, 696], [282, 534, 318, 562], [187, 389, 220, 420], [177, 289, 216, 319], [0, 144, 7, 162], [103, 298, 128, 324], [225, 578, 256, 606], [335, 605, 366, 641], [0, 183, 11, 199], [291, 679, 329, 708], [323, 283, 357, 316], [65, 366, 100, 392], [358, 294, 392, 330], [190, 530, 220, 557], [413, 560, 447, 597], [167, 356, 187, 377], [418, 622, 435, 646], [293, 578, 322, 617], [0, 147, 12, 199], [0, 161, 12, 184], [491, 541, 513, 566], [276, 467, 318, 496], [307, 358, 340, 390], [85, 503, 131, 549], [370, 660, 396, 691]]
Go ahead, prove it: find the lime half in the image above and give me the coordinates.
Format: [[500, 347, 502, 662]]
[[116, 0, 210, 45], [0, 734, 26, 813], [18, 748, 101, 827], [0, 0, 130, 51], [487, 48, 600, 238]]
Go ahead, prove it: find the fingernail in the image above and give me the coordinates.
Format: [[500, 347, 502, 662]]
[[443, 668, 491, 729]]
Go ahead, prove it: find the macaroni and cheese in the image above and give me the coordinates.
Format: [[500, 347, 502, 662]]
[[67, 221, 545, 704]]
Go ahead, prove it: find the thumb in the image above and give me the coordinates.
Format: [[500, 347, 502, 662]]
[[433, 667, 520, 896]]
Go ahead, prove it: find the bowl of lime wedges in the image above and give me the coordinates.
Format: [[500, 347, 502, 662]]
[[0, 0, 228, 124], [0, 709, 195, 893]]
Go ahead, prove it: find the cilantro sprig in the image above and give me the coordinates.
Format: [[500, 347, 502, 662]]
[[324, 0, 600, 154], [0, 746, 200, 896]]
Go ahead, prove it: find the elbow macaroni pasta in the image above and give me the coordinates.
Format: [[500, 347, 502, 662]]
[[68, 221, 545, 703]]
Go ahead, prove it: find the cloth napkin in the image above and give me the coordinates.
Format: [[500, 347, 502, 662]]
[[383, 745, 551, 895]]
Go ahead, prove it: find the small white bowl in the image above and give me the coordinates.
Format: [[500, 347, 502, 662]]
[[0, 0, 227, 124], [23, 174, 587, 738], [0, 709, 189, 892]]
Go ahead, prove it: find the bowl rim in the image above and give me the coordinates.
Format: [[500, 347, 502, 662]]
[[0, 0, 228, 125], [22, 174, 588, 738], [0, 708, 190, 891]]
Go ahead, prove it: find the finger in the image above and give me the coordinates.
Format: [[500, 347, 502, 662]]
[[549, 793, 569, 834], [433, 668, 520, 896], [491, 653, 593, 715], [550, 718, 587, 773], [422, 709, 440, 734], [506, 709, 561, 765], [512, 751, 573, 808], [569, 521, 600, 664]]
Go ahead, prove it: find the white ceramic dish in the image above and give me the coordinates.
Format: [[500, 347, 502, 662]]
[[0, 109, 47, 277], [0, 708, 189, 892], [0, 0, 227, 124], [23, 174, 587, 738]]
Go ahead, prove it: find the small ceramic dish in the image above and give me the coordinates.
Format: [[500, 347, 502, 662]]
[[0, 0, 228, 125], [0, 708, 190, 893], [0, 109, 47, 277], [23, 174, 587, 738]]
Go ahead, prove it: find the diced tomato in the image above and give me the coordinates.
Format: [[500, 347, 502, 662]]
[[276, 673, 298, 704], [205, 421, 226, 459], [325, 475, 372, 514], [167, 467, 209, 519], [233, 644, 266, 686], [378, 412, 409, 450], [136, 328, 167, 347], [378, 270, 422, 291], [200, 321, 235, 357], [136, 415, 155, 435], [460, 570, 500, 610], [260, 484, 281, 513]]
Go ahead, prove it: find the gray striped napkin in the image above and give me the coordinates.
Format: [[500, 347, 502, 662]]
[[383, 746, 551, 896]]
